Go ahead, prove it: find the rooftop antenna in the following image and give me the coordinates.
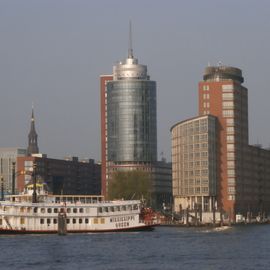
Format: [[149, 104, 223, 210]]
[[128, 20, 133, 58]]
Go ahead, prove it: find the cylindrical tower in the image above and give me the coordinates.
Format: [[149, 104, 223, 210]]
[[107, 54, 157, 163]]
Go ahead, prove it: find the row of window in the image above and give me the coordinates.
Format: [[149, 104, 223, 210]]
[[16, 207, 85, 214], [98, 204, 138, 213], [203, 84, 235, 92], [40, 217, 93, 225]]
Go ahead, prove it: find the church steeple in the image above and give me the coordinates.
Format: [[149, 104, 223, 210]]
[[27, 105, 39, 155]]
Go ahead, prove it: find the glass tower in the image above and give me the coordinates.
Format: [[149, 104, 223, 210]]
[[106, 48, 157, 163]]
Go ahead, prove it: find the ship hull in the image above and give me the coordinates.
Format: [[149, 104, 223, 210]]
[[0, 224, 158, 234]]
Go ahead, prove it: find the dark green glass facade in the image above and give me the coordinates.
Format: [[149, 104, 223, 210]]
[[107, 80, 157, 162]]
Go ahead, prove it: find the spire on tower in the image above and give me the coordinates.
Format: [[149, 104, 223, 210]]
[[27, 105, 39, 156], [128, 20, 133, 59]]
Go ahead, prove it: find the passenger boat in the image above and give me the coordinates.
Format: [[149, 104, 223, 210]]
[[0, 184, 159, 234]]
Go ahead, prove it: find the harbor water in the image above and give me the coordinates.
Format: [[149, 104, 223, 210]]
[[0, 225, 270, 270]]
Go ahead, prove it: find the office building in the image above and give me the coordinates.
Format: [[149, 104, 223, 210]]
[[17, 156, 101, 195], [172, 65, 270, 219], [0, 148, 27, 194], [171, 115, 217, 212], [100, 27, 171, 207]]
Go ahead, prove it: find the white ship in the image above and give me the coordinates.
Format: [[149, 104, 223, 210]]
[[0, 184, 159, 234]]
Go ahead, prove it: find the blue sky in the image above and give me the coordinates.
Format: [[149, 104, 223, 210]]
[[1, 0, 270, 160]]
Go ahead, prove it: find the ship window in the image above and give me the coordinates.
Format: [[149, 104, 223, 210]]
[[79, 208, 84, 213], [93, 218, 98, 224], [20, 207, 25, 213], [47, 219, 51, 224], [40, 219, 44, 224], [98, 208, 102, 213], [41, 208, 45, 213], [101, 218, 105, 224], [66, 219, 70, 224], [33, 207, 38, 213], [27, 207, 31, 213], [0, 218, 2, 225], [85, 218, 89, 224], [54, 208, 58, 213], [53, 219, 57, 224], [110, 207, 114, 212], [121, 206, 126, 211], [133, 205, 138, 210], [73, 208, 77, 213], [79, 219, 83, 224], [47, 208, 52, 213], [67, 208, 71, 213], [104, 207, 108, 212], [20, 217, 25, 225], [73, 218, 76, 224]]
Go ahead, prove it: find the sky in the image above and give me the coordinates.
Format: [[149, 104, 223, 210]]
[[0, 0, 270, 161]]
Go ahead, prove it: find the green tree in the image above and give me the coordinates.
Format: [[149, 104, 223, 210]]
[[108, 170, 152, 203]]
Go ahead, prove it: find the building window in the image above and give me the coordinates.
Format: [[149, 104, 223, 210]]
[[222, 93, 234, 100], [227, 144, 235, 151], [226, 118, 234, 126], [227, 161, 235, 168], [223, 110, 234, 117], [223, 101, 234, 108], [203, 85, 209, 91], [228, 178, 235, 185], [227, 135, 234, 142], [227, 127, 235, 133], [227, 169, 235, 176], [228, 186, 235, 194], [227, 152, 235, 159], [222, 84, 234, 91]]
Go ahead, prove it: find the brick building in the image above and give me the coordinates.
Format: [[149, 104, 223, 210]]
[[172, 65, 270, 219]]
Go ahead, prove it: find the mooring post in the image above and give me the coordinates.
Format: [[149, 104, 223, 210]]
[[58, 210, 67, 235]]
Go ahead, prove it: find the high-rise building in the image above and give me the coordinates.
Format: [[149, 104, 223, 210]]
[[100, 27, 171, 208], [27, 106, 39, 155], [198, 66, 248, 216], [172, 65, 270, 220], [171, 115, 217, 212]]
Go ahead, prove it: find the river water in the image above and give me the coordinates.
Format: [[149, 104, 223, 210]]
[[0, 225, 270, 270]]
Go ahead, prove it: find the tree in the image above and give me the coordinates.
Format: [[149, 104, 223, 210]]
[[107, 170, 152, 203]]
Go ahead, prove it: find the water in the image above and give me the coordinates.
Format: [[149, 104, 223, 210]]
[[1, 225, 270, 270]]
